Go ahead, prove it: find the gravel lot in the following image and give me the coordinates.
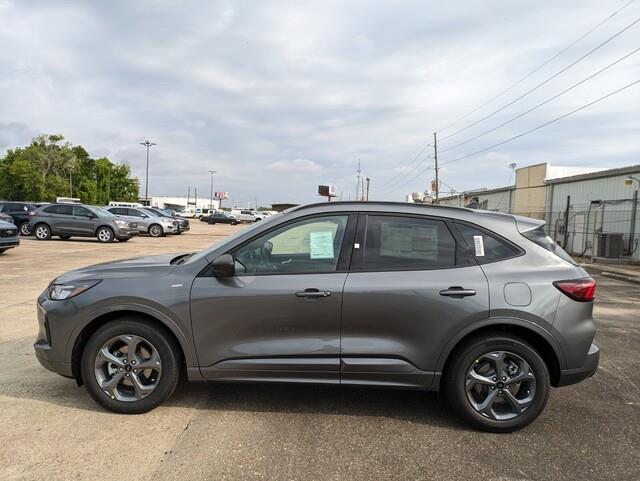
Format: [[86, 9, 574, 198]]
[[1, 222, 638, 481]]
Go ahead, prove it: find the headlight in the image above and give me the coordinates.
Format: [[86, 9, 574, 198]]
[[114, 219, 128, 226], [48, 280, 101, 300]]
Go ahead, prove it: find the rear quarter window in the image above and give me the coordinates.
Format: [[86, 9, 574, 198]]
[[521, 226, 576, 265], [454, 222, 521, 264]]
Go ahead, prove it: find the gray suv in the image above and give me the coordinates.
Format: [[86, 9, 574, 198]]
[[29, 204, 139, 242], [34, 202, 598, 431], [106, 206, 180, 237]]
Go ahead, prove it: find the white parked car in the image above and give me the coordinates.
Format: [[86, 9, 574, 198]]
[[231, 209, 265, 223], [176, 208, 211, 219]]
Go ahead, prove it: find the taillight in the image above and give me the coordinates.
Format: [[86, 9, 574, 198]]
[[553, 277, 596, 302]]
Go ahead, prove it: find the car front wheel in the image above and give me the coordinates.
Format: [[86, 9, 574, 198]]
[[81, 319, 180, 414], [96, 227, 114, 243], [148, 224, 163, 237], [445, 333, 550, 433]]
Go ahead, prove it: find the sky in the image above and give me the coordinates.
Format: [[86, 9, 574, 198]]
[[0, 0, 639, 207]]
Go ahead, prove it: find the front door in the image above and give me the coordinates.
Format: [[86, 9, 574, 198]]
[[72, 206, 97, 235], [191, 213, 356, 384], [341, 214, 489, 388]]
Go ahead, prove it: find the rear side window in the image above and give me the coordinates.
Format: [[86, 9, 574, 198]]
[[363, 216, 456, 271], [44, 205, 73, 215], [522, 226, 576, 265], [454, 222, 520, 263]]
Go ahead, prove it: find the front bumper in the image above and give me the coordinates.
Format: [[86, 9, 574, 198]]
[[34, 301, 73, 378], [0, 239, 20, 249], [114, 226, 139, 239], [556, 343, 599, 387]]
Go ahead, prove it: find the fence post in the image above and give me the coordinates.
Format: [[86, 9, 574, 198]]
[[629, 189, 638, 255], [562, 195, 570, 248]]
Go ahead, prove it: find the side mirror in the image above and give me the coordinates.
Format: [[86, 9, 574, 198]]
[[211, 254, 235, 278]]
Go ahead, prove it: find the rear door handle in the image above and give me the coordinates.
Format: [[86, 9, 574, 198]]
[[439, 286, 476, 298], [295, 288, 332, 299]]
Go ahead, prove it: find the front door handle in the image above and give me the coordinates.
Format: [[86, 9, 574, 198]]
[[295, 288, 332, 299], [439, 286, 476, 298]]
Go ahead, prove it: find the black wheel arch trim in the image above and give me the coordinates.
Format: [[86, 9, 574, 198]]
[[66, 302, 198, 378], [435, 316, 567, 375]]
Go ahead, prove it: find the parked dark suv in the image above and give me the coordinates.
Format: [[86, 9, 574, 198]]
[[0, 201, 38, 235], [34, 202, 598, 431], [29, 204, 139, 242]]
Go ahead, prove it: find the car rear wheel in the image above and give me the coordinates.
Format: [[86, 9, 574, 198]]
[[148, 224, 163, 237], [96, 227, 114, 243], [19, 221, 31, 236], [34, 223, 51, 240], [445, 333, 549, 433], [81, 319, 180, 414]]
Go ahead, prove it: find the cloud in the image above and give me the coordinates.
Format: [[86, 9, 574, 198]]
[[267, 158, 321, 174], [0, 0, 638, 205]]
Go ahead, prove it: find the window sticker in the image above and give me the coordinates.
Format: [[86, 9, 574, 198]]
[[473, 235, 485, 256], [309, 231, 335, 259]]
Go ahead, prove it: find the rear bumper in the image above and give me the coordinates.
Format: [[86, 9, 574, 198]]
[[556, 343, 599, 387]]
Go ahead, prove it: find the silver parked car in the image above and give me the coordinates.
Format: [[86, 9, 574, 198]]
[[34, 202, 598, 431], [141, 207, 190, 233], [106, 206, 180, 237], [0, 218, 20, 254], [28, 204, 139, 242]]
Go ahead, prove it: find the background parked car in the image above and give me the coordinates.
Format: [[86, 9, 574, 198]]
[[201, 211, 239, 225], [29, 204, 139, 243], [142, 208, 190, 233], [0, 218, 19, 254], [231, 209, 264, 222], [0, 212, 15, 224], [106, 206, 179, 237], [0, 201, 38, 235]]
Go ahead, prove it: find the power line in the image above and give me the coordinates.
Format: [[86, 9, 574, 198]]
[[440, 46, 640, 154], [373, 153, 433, 194], [441, 78, 640, 166], [437, 0, 637, 134], [380, 78, 640, 194], [373, 139, 431, 189], [439, 14, 640, 141]]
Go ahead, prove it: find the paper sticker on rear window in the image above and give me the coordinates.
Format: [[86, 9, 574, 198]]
[[473, 235, 485, 256]]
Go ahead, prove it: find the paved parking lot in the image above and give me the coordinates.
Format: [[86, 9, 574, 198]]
[[1, 222, 638, 481]]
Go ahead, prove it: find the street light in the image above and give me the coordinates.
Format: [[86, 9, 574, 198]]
[[208, 169, 216, 211], [139, 140, 157, 205]]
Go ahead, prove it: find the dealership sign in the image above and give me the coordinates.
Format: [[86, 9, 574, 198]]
[[214, 191, 229, 200]]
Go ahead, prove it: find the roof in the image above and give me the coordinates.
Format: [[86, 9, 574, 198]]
[[545, 164, 640, 185], [290, 200, 474, 214]]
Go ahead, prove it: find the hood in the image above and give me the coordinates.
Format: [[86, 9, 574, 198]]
[[53, 252, 188, 284], [0, 219, 16, 228]]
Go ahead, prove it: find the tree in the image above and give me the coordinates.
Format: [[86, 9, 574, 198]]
[[0, 134, 139, 204]]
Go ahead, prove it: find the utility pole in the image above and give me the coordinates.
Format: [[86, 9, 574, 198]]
[[356, 160, 362, 201], [433, 132, 439, 204], [208, 170, 216, 211], [365, 177, 370, 201], [139, 140, 157, 205], [187, 185, 190, 206], [194, 187, 198, 209]]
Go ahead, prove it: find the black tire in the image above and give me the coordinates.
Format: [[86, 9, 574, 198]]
[[118, 237, 131, 242], [81, 319, 181, 414], [96, 226, 114, 243], [148, 224, 163, 237], [0, 248, 7, 254], [59, 235, 71, 240], [444, 332, 550, 433], [19, 221, 31, 236], [34, 223, 51, 240]]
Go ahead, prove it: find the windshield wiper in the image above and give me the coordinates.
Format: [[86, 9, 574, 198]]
[[170, 253, 193, 265]]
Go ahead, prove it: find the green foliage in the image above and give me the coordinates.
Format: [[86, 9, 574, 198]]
[[0, 134, 139, 203]]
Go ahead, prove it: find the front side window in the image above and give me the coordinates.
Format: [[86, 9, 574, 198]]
[[363, 216, 456, 270], [454, 222, 520, 263], [127, 209, 144, 217], [233, 215, 349, 275], [73, 206, 93, 217]]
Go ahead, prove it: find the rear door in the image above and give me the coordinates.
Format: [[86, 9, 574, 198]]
[[46, 204, 74, 233], [340, 214, 489, 388]]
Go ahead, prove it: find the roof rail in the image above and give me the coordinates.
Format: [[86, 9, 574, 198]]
[[289, 200, 475, 213]]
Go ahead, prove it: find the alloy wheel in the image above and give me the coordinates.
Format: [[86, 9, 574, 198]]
[[97, 228, 112, 242], [35, 225, 49, 239], [94, 334, 162, 402], [149, 225, 162, 237], [465, 350, 536, 421], [19, 222, 31, 235]]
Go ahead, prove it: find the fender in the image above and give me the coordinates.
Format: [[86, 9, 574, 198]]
[[434, 316, 568, 373], [65, 301, 197, 366]]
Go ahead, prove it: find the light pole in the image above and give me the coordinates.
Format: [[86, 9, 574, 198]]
[[139, 140, 156, 205], [209, 170, 216, 211]]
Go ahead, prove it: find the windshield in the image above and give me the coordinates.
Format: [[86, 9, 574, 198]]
[[186, 211, 283, 264], [87, 206, 116, 218], [522, 226, 576, 265]]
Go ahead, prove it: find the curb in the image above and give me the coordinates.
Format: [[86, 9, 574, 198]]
[[580, 263, 640, 285]]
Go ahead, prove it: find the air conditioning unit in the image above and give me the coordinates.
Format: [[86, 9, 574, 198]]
[[596, 233, 625, 258]]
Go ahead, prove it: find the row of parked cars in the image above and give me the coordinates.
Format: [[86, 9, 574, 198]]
[[199, 209, 278, 225], [0, 201, 190, 246]]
